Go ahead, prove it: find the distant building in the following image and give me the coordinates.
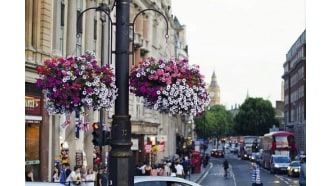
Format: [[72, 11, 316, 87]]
[[275, 100, 285, 130], [229, 104, 240, 117], [282, 29, 306, 153], [208, 70, 220, 106]]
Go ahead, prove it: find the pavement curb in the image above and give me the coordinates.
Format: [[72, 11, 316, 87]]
[[194, 163, 212, 183]]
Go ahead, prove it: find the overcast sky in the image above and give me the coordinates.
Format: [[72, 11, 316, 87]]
[[171, 0, 306, 109]]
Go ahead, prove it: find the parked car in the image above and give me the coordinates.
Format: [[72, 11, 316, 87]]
[[287, 160, 301, 177], [134, 176, 202, 186], [211, 149, 225, 158], [270, 155, 291, 174]]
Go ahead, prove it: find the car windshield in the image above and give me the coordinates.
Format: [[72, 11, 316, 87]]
[[244, 137, 257, 144], [275, 156, 290, 163]]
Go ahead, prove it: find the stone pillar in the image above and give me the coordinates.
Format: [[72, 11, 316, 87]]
[[66, 0, 77, 56], [83, 0, 96, 170], [52, 0, 62, 56], [65, 0, 77, 169]]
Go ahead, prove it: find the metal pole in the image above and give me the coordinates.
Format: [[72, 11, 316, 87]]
[[99, 12, 106, 170], [204, 112, 206, 155], [109, 0, 133, 185]]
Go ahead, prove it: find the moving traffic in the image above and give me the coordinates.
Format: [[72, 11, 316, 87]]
[[197, 138, 305, 186]]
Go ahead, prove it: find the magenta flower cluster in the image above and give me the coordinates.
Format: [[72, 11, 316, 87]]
[[36, 51, 118, 114], [129, 57, 210, 116]]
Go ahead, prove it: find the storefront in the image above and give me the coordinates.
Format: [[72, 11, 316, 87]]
[[25, 82, 47, 181]]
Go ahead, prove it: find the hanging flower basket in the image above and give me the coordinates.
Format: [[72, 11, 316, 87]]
[[36, 51, 118, 115], [129, 57, 210, 116]]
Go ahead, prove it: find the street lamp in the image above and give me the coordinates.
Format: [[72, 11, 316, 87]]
[[203, 111, 206, 156], [78, 1, 169, 185]]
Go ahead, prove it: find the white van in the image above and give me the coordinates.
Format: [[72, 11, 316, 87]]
[[270, 154, 291, 174]]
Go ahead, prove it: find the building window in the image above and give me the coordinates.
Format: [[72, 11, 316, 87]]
[[152, 19, 159, 49], [94, 19, 97, 40], [136, 104, 141, 121], [61, 1, 65, 26], [77, 10, 83, 34], [143, 16, 149, 40]]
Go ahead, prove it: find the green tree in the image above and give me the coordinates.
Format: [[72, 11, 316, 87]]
[[234, 97, 279, 136], [195, 104, 234, 139]]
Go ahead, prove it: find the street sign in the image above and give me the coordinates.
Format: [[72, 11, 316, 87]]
[[144, 144, 152, 154]]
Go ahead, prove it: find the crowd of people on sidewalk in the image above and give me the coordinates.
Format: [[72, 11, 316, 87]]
[[135, 154, 200, 180], [26, 162, 111, 186], [25, 151, 209, 185]]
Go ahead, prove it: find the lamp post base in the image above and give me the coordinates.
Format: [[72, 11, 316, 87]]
[[109, 114, 133, 186]]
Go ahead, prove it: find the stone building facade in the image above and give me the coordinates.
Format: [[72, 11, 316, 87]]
[[25, 0, 189, 181], [282, 29, 306, 154]]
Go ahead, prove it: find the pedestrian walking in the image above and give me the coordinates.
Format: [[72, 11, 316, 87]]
[[98, 166, 109, 186], [151, 165, 158, 176], [138, 162, 146, 175], [52, 165, 61, 182], [175, 161, 185, 178], [144, 164, 152, 176], [64, 163, 72, 181], [25, 165, 34, 182], [299, 157, 306, 186], [182, 156, 191, 179], [66, 165, 81, 186], [223, 159, 229, 178], [164, 162, 171, 176], [251, 162, 263, 186], [84, 168, 96, 186]]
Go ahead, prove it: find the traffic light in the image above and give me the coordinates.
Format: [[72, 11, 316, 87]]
[[104, 131, 111, 145], [92, 122, 103, 146]]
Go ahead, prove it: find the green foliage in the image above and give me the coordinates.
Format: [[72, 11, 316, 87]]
[[233, 97, 279, 136], [194, 104, 235, 139]]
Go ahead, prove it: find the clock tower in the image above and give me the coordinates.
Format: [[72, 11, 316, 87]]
[[208, 70, 220, 106]]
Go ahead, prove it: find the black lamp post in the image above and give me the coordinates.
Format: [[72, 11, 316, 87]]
[[109, 0, 133, 185], [203, 111, 206, 156], [78, 1, 169, 185]]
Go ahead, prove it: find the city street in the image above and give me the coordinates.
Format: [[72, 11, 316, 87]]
[[197, 146, 300, 186]]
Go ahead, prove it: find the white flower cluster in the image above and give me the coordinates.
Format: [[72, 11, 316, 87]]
[[81, 81, 118, 111], [144, 80, 210, 116]]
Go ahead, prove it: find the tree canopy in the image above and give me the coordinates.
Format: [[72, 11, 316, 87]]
[[194, 104, 234, 139], [233, 97, 279, 136]]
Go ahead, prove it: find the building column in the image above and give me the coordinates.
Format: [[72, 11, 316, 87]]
[[66, 0, 77, 56], [51, 0, 62, 56]]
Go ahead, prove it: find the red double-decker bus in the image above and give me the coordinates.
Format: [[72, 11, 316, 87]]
[[261, 131, 297, 169]]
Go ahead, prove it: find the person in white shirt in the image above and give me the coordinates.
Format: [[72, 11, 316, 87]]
[[139, 162, 146, 175], [164, 162, 171, 176], [83, 168, 95, 186], [52, 165, 61, 182], [174, 161, 184, 178], [66, 165, 81, 186]]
